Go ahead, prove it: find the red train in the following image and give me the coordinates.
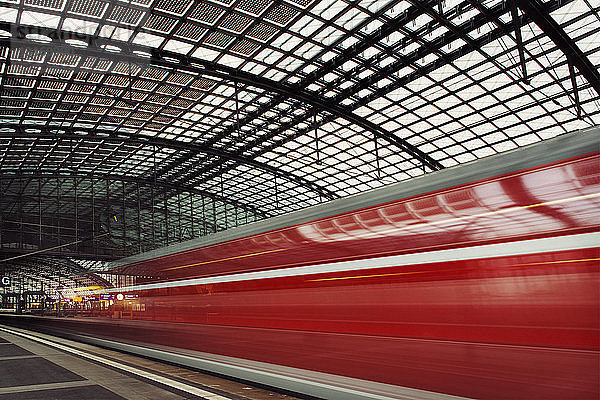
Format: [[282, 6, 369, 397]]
[[7, 128, 599, 399]]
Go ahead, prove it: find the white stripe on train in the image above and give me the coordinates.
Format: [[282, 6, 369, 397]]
[[92, 231, 599, 295]]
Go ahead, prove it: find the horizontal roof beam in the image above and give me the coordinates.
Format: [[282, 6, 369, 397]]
[[0, 124, 337, 201], [0, 22, 443, 171], [0, 171, 271, 219]]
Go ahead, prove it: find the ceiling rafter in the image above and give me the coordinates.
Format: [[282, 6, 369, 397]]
[[185, 0, 543, 187], [0, 256, 111, 286], [149, 0, 441, 191], [0, 124, 337, 201], [0, 169, 271, 220], [0, 22, 443, 171], [515, 0, 600, 96]]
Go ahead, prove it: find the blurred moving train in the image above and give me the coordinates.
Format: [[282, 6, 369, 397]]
[[3, 127, 598, 400]]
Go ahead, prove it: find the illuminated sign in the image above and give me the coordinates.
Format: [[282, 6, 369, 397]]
[[115, 293, 124, 301], [99, 294, 114, 300], [72, 297, 83, 302], [1, 277, 10, 286], [125, 294, 138, 299]]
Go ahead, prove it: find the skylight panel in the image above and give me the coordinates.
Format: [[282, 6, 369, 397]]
[[0, 7, 17, 22], [25, 0, 66, 11], [360, 46, 380, 60], [338, 81, 354, 89], [399, 41, 420, 56], [415, 52, 439, 66], [492, 140, 518, 152], [384, 1, 410, 18], [567, 12, 600, 37], [363, 18, 383, 34], [204, 31, 235, 49], [62, 18, 99, 35], [311, 0, 345, 18], [219, 54, 245, 67], [255, 48, 284, 64], [272, 32, 302, 51], [191, 46, 220, 61], [339, 35, 360, 49], [290, 15, 323, 37], [99, 25, 134, 41], [456, 84, 488, 102], [480, 103, 509, 119], [314, 25, 344, 47], [133, 31, 164, 47], [235, 0, 273, 17], [405, 75, 434, 92], [263, 3, 298, 26], [513, 133, 542, 147], [494, 84, 527, 102], [504, 95, 533, 111], [479, 71, 515, 91], [155, 0, 194, 16], [356, 68, 374, 80], [68, 0, 107, 18], [466, 95, 499, 113], [164, 39, 194, 55], [280, 56, 303, 71], [337, 8, 369, 31], [20, 11, 61, 28], [298, 42, 324, 60], [144, 13, 178, 33], [550, 0, 587, 24], [108, 5, 146, 26], [446, 103, 476, 120]]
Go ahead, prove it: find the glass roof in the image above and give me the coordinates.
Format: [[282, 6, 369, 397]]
[[0, 0, 598, 258]]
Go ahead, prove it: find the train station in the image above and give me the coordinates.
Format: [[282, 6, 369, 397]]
[[0, 0, 598, 398]]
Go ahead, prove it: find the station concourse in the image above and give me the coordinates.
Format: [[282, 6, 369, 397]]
[[0, 0, 598, 399]]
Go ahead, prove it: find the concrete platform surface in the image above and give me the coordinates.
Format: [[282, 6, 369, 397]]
[[0, 324, 301, 400]]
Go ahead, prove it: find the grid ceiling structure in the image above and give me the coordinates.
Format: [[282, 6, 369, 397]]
[[0, 0, 599, 272]]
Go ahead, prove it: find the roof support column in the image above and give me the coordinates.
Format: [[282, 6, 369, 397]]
[[510, 0, 529, 84], [568, 61, 583, 119]]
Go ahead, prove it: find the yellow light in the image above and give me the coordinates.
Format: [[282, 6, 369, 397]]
[[161, 248, 286, 271], [309, 269, 438, 282], [516, 258, 600, 267], [73, 285, 104, 292]]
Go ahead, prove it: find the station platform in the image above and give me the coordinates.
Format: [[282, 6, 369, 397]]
[[0, 324, 299, 400]]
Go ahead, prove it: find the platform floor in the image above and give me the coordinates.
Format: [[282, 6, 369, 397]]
[[0, 324, 300, 400]]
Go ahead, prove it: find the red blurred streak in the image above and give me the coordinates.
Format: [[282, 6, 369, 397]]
[[49, 150, 599, 399], [161, 248, 286, 271], [116, 153, 600, 282], [120, 248, 598, 348]]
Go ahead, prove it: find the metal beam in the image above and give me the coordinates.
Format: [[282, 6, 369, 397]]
[[0, 124, 337, 201], [515, 0, 600, 96], [1, 173, 240, 259], [0, 22, 443, 171], [510, 0, 530, 84], [3, 256, 112, 287], [355, 0, 573, 108], [0, 171, 270, 219]]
